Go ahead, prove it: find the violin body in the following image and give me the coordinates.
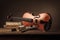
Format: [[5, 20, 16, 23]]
[[22, 12, 50, 32]]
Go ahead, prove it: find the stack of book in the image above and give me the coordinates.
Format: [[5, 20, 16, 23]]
[[4, 21, 22, 29]]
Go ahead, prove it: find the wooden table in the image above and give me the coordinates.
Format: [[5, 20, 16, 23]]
[[0, 28, 60, 35]]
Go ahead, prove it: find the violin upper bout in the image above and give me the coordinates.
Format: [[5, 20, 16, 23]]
[[22, 12, 34, 27]]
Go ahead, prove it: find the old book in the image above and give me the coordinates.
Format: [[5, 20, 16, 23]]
[[4, 22, 22, 28]]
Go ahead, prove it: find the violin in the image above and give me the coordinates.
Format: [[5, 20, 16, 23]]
[[7, 12, 50, 32]]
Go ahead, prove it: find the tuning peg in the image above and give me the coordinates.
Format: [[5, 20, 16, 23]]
[[6, 13, 13, 21], [7, 13, 13, 19]]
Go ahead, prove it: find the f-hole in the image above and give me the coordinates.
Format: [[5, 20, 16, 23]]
[[35, 19, 38, 24]]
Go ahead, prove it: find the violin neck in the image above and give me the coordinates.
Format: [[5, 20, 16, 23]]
[[10, 17, 33, 22]]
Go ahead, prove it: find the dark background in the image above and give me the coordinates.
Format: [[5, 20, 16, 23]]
[[0, 0, 60, 32]]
